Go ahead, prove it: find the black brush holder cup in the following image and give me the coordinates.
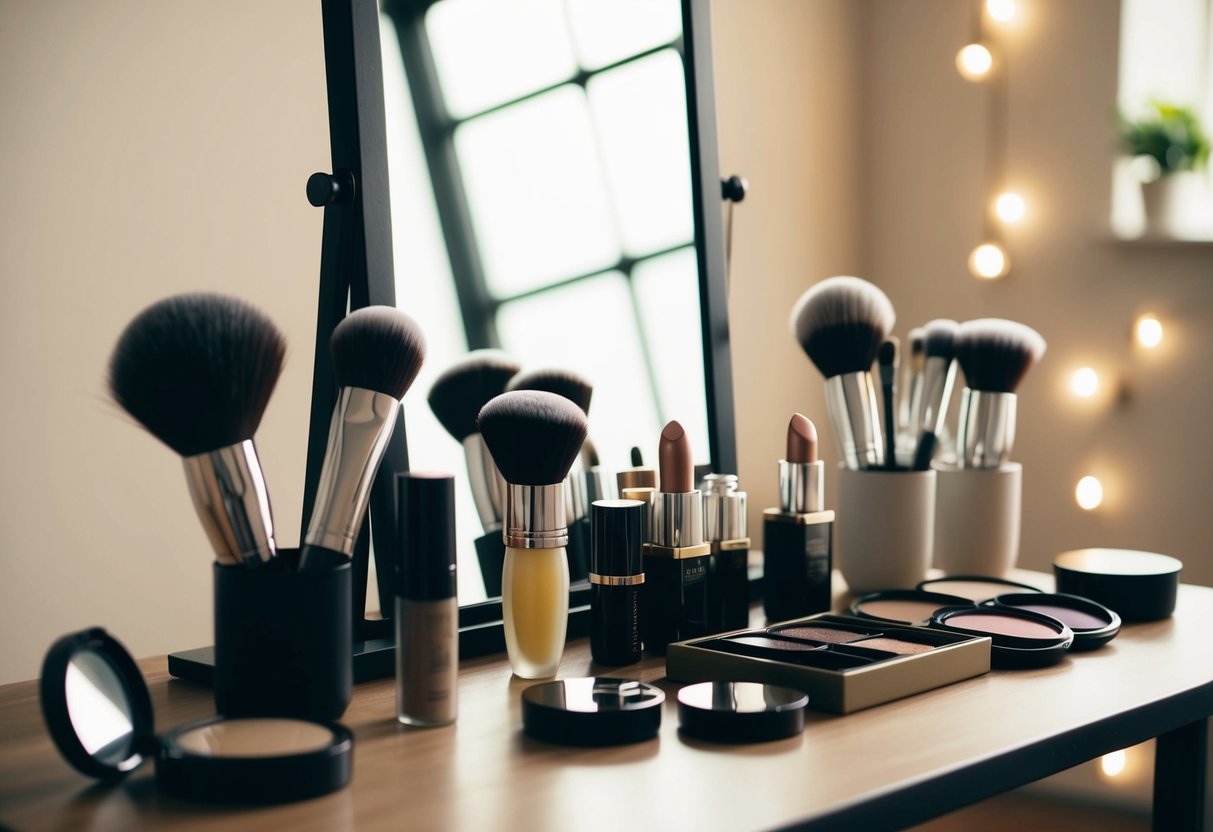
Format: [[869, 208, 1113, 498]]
[[213, 550, 352, 721]]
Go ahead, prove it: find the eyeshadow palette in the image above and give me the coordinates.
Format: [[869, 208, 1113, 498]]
[[987, 592, 1121, 651], [665, 614, 991, 714]]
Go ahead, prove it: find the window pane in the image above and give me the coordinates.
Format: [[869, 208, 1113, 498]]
[[565, 0, 682, 70], [426, 0, 577, 118], [496, 274, 662, 469], [587, 50, 694, 257], [457, 86, 621, 296], [381, 19, 489, 603], [632, 247, 710, 465]]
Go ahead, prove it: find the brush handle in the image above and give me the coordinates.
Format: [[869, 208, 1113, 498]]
[[824, 371, 884, 470], [916, 356, 958, 438], [183, 440, 275, 566], [957, 389, 1018, 468], [502, 545, 570, 678], [912, 431, 938, 471], [463, 434, 507, 533], [882, 380, 897, 470], [303, 387, 400, 564]]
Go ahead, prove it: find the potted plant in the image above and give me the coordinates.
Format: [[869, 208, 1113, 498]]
[[1118, 102, 1210, 235]]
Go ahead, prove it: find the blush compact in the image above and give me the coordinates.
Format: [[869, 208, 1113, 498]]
[[986, 592, 1121, 651], [930, 607, 1073, 668], [39, 628, 352, 804], [916, 575, 1044, 603]]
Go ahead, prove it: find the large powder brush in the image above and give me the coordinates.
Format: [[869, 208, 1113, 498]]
[[953, 318, 1047, 468], [790, 276, 896, 469], [478, 391, 588, 490], [301, 306, 426, 569], [108, 292, 286, 566]]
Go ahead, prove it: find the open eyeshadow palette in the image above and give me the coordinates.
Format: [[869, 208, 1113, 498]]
[[665, 614, 991, 714]]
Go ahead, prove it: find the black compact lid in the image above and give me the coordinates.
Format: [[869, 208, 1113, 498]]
[[987, 592, 1121, 651], [677, 681, 807, 744], [917, 575, 1044, 602], [1054, 548, 1181, 622], [40, 628, 352, 804], [398, 472, 457, 600], [521, 677, 663, 746], [930, 607, 1073, 669], [591, 499, 645, 577]]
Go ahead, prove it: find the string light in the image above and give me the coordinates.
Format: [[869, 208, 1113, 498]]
[[1100, 750, 1127, 777], [956, 43, 994, 82], [1076, 476, 1103, 510], [995, 192, 1026, 223], [968, 242, 1009, 279], [986, 0, 1016, 22], [1135, 315, 1163, 348], [1070, 367, 1099, 398]]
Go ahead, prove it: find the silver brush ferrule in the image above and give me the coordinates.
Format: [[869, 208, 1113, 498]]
[[917, 356, 958, 435], [825, 371, 883, 470], [779, 459, 824, 514], [702, 474, 747, 541], [957, 389, 1017, 469], [651, 489, 704, 548], [183, 439, 275, 565], [463, 433, 506, 533], [505, 483, 567, 549], [305, 387, 400, 556]]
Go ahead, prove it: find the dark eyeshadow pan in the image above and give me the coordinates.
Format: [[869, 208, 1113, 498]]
[[769, 625, 872, 643]]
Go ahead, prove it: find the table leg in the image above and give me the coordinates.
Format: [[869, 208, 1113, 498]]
[[1154, 717, 1208, 832]]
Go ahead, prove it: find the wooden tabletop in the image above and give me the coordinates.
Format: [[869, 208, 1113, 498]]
[[3, 570, 1212, 831]]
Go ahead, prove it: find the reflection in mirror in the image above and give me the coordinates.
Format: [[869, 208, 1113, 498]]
[[378, 0, 711, 604], [66, 651, 135, 766]]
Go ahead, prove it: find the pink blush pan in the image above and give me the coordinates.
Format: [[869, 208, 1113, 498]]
[[944, 613, 1059, 640]]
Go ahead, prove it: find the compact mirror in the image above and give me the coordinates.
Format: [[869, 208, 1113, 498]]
[[65, 651, 139, 768]]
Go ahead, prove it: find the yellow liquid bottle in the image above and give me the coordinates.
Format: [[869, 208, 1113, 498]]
[[502, 546, 569, 678]]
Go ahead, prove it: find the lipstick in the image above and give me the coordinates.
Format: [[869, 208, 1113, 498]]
[[641, 421, 712, 653], [702, 473, 751, 633], [762, 414, 835, 621]]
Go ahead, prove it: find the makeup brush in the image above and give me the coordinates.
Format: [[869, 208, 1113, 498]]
[[299, 306, 426, 569], [790, 276, 896, 470], [631, 447, 644, 466], [108, 292, 286, 566], [910, 319, 959, 471], [505, 367, 593, 414], [427, 350, 520, 534], [878, 338, 899, 470], [954, 319, 1047, 468], [901, 327, 926, 438], [478, 390, 588, 678]]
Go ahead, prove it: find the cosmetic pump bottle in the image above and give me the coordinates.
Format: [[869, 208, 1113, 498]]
[[396, 472, 458, 727], [702, 474, 751, 632], [763, 416, 835, 622], [590, 499, 645, 666]]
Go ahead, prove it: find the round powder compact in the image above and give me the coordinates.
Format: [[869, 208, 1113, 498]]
[[930, 607, 1073, 669], [917, 576, 1044, 603], [988, 593, 1121, 651], [521, 677, 664, 746], [850, 590, 975, 625], [1054, 548, 1182, 622], [677, 681, 808, 744]]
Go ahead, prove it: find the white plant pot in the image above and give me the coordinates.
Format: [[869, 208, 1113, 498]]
[[1140, 175, 1185, 237]]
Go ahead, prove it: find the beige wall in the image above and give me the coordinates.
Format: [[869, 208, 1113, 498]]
[[0, 1, 328, 684]]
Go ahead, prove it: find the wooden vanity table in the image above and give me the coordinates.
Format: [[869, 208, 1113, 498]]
[[2, 570, 1210, 831]]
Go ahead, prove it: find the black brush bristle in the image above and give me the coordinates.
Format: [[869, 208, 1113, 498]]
[[427, 350, 521, 441], [878, 338, 898, 368], [108, 292, 286, 457], [477, 390, 588, 486], [630, 446, 644, 466], [954, 318, 1047, 393], [331, 306, 426, 398], [582, 436, 601, 468], [505, 367, 593, 415], [909, 328, 926, 356], [922, 319, 959, 359], [790, 276, 896, 377]]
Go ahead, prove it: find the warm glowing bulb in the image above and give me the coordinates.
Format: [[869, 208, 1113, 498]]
[[956, 43, 994, 81], [1070, 368, 1099, 398], [1101, 750, 1127, 777], [1076, 476, 1103, 510], [968, 242, 1009, 279], [995, 192, 1026, 223], [1136, 316, 1163, 348], [987, 0, 1016, 21]]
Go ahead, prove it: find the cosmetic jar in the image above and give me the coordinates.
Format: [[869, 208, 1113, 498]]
[[1053, 548, 1182, 622], [677, 681, 807, 743], [986, 592, 1120, 651], [521, 677, 664, 746], [41, 628, 352, 803], [213, 548, 351, 721]]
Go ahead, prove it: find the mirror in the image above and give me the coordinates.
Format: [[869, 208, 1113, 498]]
[[64, 650, 136, 768], [373, 0, 727, 604]]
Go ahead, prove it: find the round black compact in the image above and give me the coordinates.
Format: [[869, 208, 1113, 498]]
[[1054, 548, 1182, 622], [521, 677, 664, 746], [916, 575, 1044, 603], [39, 628, 352, 804], [930, 607, 1073, 669], [850, 589, 976, 625], [987, 592, 1121, 651], [677, 682, 808, 744]]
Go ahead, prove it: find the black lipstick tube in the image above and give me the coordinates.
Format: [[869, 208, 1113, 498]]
[[589, 500, 645, 666], [702, 474, 751, 632], [763, 459, 835, 621]]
